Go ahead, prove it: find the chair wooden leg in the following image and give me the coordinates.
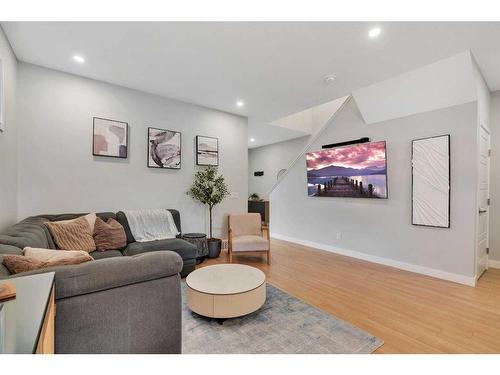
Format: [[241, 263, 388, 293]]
[[228, 248, 232, 263], [267, 250, 270, 265]]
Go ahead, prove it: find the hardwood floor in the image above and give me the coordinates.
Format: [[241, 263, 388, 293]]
[[199, 238, 500, 353]]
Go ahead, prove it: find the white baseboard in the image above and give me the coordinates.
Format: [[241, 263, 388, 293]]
[[488, 259, 500, 269], [271, 233, 476, 287]]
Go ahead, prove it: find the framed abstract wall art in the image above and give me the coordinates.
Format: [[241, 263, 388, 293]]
[[148, 127, 182, 169], [196, 135, 219, 166], [411, 134, 450, 228], [92, 117, 128, 158]]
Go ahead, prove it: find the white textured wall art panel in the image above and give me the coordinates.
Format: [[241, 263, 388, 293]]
[[412, 135, 450, 228]]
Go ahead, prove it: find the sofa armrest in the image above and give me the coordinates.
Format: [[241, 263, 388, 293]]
[[0, 244, 23, 255], [13, 251, 183, 299]]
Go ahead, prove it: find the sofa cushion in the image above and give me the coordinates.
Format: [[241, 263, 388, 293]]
[[42, 251, 183, 300], [0, 255, 11, 277], [231, 235, 269, 252], [45, 216, 96, 252], [123, 238, 196, 260], [39, 212, 116, 223], [0, 213, 116, 251], [0, 217, 55, 249], [90, 250, 124, 260], [0, 244, 24, 256], [93, 218, 127, 251], [116, 209, 182, 244], [115, 211, 136, 244]]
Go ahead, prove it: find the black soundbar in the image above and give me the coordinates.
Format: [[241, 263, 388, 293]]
[[322, 137, 370, 149]]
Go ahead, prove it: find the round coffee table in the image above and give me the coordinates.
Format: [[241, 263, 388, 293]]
[[186, 264, 266, 320]]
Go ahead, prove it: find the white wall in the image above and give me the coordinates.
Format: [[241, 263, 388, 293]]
[[353, 51, 477, 124], [250, 96, 349, 199], [471, 55, 491, 130], [471, 55, 491, 275], [249, 136, 309, 199], [0, 27, 17, 230], [16, 63, 248, 238], [271, 99, 478, 284], [489, 91, 500, 262]]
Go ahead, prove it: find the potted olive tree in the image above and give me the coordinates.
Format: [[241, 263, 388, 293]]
[[187, 166, 229, 258]]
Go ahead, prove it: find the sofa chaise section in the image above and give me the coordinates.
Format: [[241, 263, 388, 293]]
[[0, 208, 198, 353], [1, 250, 183, 353]]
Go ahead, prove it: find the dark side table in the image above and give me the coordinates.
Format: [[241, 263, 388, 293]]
[[182, 233, 208, 263]]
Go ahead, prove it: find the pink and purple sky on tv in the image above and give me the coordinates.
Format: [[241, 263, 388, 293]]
[[306, 141, 386, 171]]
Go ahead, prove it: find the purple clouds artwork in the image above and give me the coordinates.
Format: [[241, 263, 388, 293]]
[[93, 117, 128, 158], [306, 141, 388, 198]]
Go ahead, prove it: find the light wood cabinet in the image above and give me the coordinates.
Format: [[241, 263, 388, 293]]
[[36, 288, 55, 354]]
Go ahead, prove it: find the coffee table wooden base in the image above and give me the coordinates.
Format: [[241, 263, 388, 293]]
[[187, 282, 266, 319]]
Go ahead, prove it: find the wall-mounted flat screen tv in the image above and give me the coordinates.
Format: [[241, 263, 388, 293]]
[[306, 141, 388, 198]]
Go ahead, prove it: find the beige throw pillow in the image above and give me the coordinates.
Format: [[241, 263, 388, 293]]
[[53, 213, 97, 233], [24, 247, 93, 262], [45, 216, 96, 252]]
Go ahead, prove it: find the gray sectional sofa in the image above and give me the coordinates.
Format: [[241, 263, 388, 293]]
[[0, 209, 197, 354]]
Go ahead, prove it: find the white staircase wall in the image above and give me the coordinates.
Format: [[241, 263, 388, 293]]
[[352, 51, 478, 124], [270, 98, 478, 285]]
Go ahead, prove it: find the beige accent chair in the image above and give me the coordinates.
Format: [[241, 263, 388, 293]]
[[228, 213, 270, 264]]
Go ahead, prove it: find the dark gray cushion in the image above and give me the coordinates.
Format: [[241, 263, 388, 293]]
[[90, 250, 124, 260], [36, 212, 116, 223], [0, 216, 55, 249], [123, 238, 196, 260], [12, 251, 183, 299], [115, 211, 135, 244], [0, 262, 9, 277], [0, 244, 24, 255], [0, 212, 116, 251], [116, 209, 182, 244]]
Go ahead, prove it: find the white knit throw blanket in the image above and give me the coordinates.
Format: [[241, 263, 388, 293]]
[[123, 209, 179, 242]]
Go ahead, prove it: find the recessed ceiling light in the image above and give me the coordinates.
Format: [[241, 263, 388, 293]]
[[323, 74, 336, 85], [368, 27, 381, 38], [236, 100, 244, 107], [250, 137, 255, 142], [72, 55, 85, 64]]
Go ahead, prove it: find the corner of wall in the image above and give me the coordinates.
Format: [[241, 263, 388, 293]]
[[0, 26, 18, 230]]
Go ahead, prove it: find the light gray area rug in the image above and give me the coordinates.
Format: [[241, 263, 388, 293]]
[[182, 283, 383, 354]]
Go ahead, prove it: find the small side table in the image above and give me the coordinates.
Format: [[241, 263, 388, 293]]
[[182, 233, 208, 263]]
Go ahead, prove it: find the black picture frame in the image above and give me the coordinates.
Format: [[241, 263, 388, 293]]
[[196, 135, 219, 166], [147, 127, 182, 169], [411, 134, 451, 228], [92, 117, 128, 159]]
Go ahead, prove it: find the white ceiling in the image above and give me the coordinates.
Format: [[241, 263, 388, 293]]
[[2, 22, 500, 148]]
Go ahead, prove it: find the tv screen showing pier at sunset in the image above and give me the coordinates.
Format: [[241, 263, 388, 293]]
[[306, 141, 388, 199]]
